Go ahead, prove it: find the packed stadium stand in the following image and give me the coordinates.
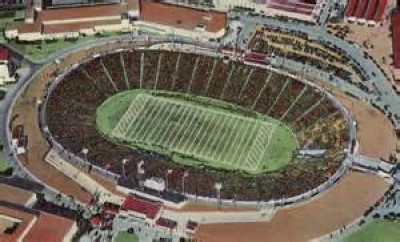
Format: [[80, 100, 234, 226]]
[[44, 48, 350, 202], [344, 0, 388, 22]]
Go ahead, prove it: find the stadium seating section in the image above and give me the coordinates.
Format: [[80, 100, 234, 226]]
[[46, 49, 349, 201]]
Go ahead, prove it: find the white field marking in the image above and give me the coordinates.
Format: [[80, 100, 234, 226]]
[[119, 52, 130, 89], [139, 52, 144, 89], [235, 122, 260, 168], [224, 119, 246, 165], [146, 100, 176, 142], [184, 111, 217, 156], [201, 114, 227, 159], [220, 64, 235, 100], [238, 68, 254, 99], [251, 72, 273, 110], [140, 101, 170, 143], [114, 94, 274, 168], [163, 105, 192, 145], [199, 116, 241, 160], [122, 96, 153, 138], [171, 52, 181, 90], [169, 108, 196, 147], [204, 58, 218, 95], [215, 116, 238, 164], [200, 116, 232, 162], [154, 53, 163, 90], [280, 86, 308, 121], [156, 104, 186, 145], [100, 58, 118, 92], [127, 97, 160, 140], [112, 98, 147, 138], [267, 77, 291, 115], [157, 104, 185, 144], [293, 95, 325, 123], [227, 120, 254, 167], [177, 109, 205, 152], [249, 123, 274, 171], [150, 103, 180, 144], [172, 108, 199, 148], [187, 56, 200, 93], [188, 112, 219, 156]]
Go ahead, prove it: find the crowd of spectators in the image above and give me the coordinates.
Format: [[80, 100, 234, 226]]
[[45, 47, 349, 201]]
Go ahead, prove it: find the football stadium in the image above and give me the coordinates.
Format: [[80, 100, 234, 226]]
[[43, 47, 353, 202], [1, 0, 400, 241]]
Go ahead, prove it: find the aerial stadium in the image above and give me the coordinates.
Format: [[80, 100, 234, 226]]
[[0, 0, 400, 242]]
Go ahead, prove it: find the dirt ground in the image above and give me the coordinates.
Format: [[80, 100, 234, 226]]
[[12, 76, 92, 203], [195, 171, 390, 242]]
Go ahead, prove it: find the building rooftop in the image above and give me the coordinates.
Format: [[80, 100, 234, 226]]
[[140, 2, 226, 33]]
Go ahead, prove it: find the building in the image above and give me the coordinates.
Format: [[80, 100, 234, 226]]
[[5, 0, 139, 41], [0, 47, 14, 86]]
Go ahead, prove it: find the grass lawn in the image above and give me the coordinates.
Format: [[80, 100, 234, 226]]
[[0, 153, 10, 173], [114, 231, 139, 242], [344, 220, 400, 242], [6, 31, 121, 62], [97, 89, 298, 174]]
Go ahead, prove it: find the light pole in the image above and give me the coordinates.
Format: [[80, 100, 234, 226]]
[[182, 171, 188, 194], [166, 169, 172, 191], [121, 158, 128, 178], [81, 147, 88, 166], [215, 182, 222, 210]]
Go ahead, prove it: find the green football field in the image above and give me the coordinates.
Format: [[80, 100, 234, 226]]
[[114, 231, 139, 242], [344, 220, 400, 242], [97, 90, 298, 174]]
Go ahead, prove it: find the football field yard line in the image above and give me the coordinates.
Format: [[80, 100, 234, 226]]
[[214, 117, 239, 164], [130, 99, 164, 141], [209, 117, 234, 164], [170, 108, 196, 147], [129, 99, 160, 140], [247, 123, 272, 171], [146, 101, 175, 142], [185, 111, 215, 154], [186, 111, 219, 154], [253, 123, 277, 171], [141, 101, 170, 143], [215, 118, 241, 165], [136, 99, 167, 141], [190, 113, 218, 156], [172, 109, 199, 148], [225, 120, 246, 166], [195, 114, 224, 157], [203, 114, 227, 159], [122, 96, 153, 138], [152, 103, 179, 144], [229, 123, 253, 168], [236, 123, 259, 169], [113, 98, 147, 138], [177, 110, 201, 152], [157, 104, 183, 144], [137, 99, 168, 142], [163, 106, 191, 145]]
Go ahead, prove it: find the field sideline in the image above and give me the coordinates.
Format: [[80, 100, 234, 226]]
[[97, 90, 298, 174]]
